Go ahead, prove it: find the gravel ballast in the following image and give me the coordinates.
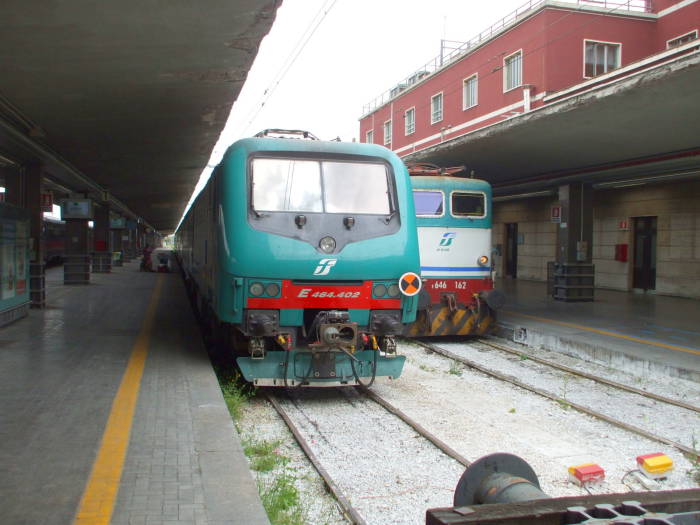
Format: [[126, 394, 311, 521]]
[[232, 337, 698, 525]]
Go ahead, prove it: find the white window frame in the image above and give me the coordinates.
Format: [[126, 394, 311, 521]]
[[503, 49, 523, 93], [413, 189, 446, 218], [583, 39, 622, 78], [450, 190, 488, 219], [430, 92, 443, 124], [383, 120, 392, 146], [666, 29, 698, 48], [366, 129, 374, 144], [462, 74, 478, 110], [404, 107, 415, 136]]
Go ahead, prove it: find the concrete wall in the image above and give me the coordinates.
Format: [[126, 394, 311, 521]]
[[493, 181, 700, 299], [594, 180, 700, 299], [492, 196, 557, 281]]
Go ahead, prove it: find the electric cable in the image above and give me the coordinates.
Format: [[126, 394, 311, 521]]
[[350, 347, 378, 388], [238, 0, 339, 137]]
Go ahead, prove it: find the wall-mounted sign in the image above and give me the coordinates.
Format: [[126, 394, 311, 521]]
[[551, 205, 562, 223], [619, 219, 629, 230], [110, 217, 126, 229], [61, 199, 94, 219]]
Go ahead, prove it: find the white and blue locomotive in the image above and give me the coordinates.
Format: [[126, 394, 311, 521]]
[[405, 163, 504, 336]]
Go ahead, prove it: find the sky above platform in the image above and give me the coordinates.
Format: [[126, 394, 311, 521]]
[[182, 0, 527, 221]]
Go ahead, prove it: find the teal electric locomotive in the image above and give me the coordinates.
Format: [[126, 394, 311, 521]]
[[175, 130, 421, 387]]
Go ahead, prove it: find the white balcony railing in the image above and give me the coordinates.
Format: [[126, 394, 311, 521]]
[[361, 0, 652, 116]]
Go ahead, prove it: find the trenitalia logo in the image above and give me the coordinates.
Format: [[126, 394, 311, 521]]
[[439, 232, 456, 247], [313, 258, 337, 276]]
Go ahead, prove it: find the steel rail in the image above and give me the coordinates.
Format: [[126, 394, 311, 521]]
[[357, 386, 470, 467], [477, 338, 700, 414], [265, 393, 367, 525], [411, 340, 698, 458]]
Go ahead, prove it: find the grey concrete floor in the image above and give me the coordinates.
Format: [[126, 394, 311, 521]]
[[497, 278, 700, 380], [0, 263, 268, 525]]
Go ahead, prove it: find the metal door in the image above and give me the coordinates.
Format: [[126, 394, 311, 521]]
[[633, 216, 656, 290], [505, 223, 518, 278]]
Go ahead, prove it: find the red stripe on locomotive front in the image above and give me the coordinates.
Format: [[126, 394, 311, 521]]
[[246, 280, 401, 309], [423, 278, 493, 305]]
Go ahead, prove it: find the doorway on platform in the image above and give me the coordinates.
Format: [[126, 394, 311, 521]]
[[632, 216, 656, 291]]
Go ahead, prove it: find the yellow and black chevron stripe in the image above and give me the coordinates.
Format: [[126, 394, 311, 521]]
[[405, 306, 495, 337]]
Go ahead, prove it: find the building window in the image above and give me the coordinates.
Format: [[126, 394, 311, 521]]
[[584, 41, 620, 77], [431, 93, 443, 124], [404, 108, 415, 135], [366, 130, 373, 144], [463, 74, 478, 109], [504, 50, 522, 91], [667, 30, 698, 48], [383, 120, 392, 146]]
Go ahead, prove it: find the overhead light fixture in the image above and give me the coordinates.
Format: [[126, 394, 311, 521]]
[[592, 170, 700, 189], [0, 152, 20, 168], [493, 190, 555, 202]]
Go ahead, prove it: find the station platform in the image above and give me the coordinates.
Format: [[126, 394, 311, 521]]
[[495, 279, 700, 383], [0, 262, 269, 525]]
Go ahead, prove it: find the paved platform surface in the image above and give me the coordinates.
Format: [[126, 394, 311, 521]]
[[496, 279, 700, 382], [0, 262, 269, 525]]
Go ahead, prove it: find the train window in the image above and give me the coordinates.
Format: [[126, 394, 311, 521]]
[[252, 158, 392, 215], [323, 162, 390, 215], [451, 192, 486, 218], [413, 190, 444, 216], [252, 158, 323, 212]]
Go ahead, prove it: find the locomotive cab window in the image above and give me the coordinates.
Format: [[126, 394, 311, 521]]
[[451, 191, 486, 218], [251, 158, 392, 215], [413, 190, 444, 217]]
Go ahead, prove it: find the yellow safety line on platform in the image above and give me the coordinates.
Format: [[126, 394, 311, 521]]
[[504, 311, 700, 356], [73, 275, 164, 525]]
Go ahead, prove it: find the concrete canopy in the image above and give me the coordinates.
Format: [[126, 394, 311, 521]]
[[403, 51, 700, 196], [0, 1, 281, 232]]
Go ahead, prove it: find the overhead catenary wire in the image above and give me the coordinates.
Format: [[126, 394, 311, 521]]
[[238, 0, 339, 137]]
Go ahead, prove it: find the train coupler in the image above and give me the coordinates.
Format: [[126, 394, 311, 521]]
[[445, 293, 458, 315], [310, 350, 338, 379]]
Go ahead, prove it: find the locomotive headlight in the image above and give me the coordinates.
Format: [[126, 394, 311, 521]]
[[319, 236, 336, 253], [249, 282, 264, 297], [265, 282, 280, 297], [478, 255, 489, 266], [387, 284, 400, 298], [373, 284, 387, 297]]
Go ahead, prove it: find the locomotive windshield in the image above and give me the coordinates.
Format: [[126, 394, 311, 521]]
[[252, 158, 391, 215], [413, 190, 444, 216], [451, 191, 486, 218]]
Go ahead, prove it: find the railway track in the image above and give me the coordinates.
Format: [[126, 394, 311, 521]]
[[265, 387, 468, 525], [476, 338, 700, 414], [409, 338, 700, 458]]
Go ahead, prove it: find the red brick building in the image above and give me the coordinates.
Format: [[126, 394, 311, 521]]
[[360, 0, 698, 157]]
